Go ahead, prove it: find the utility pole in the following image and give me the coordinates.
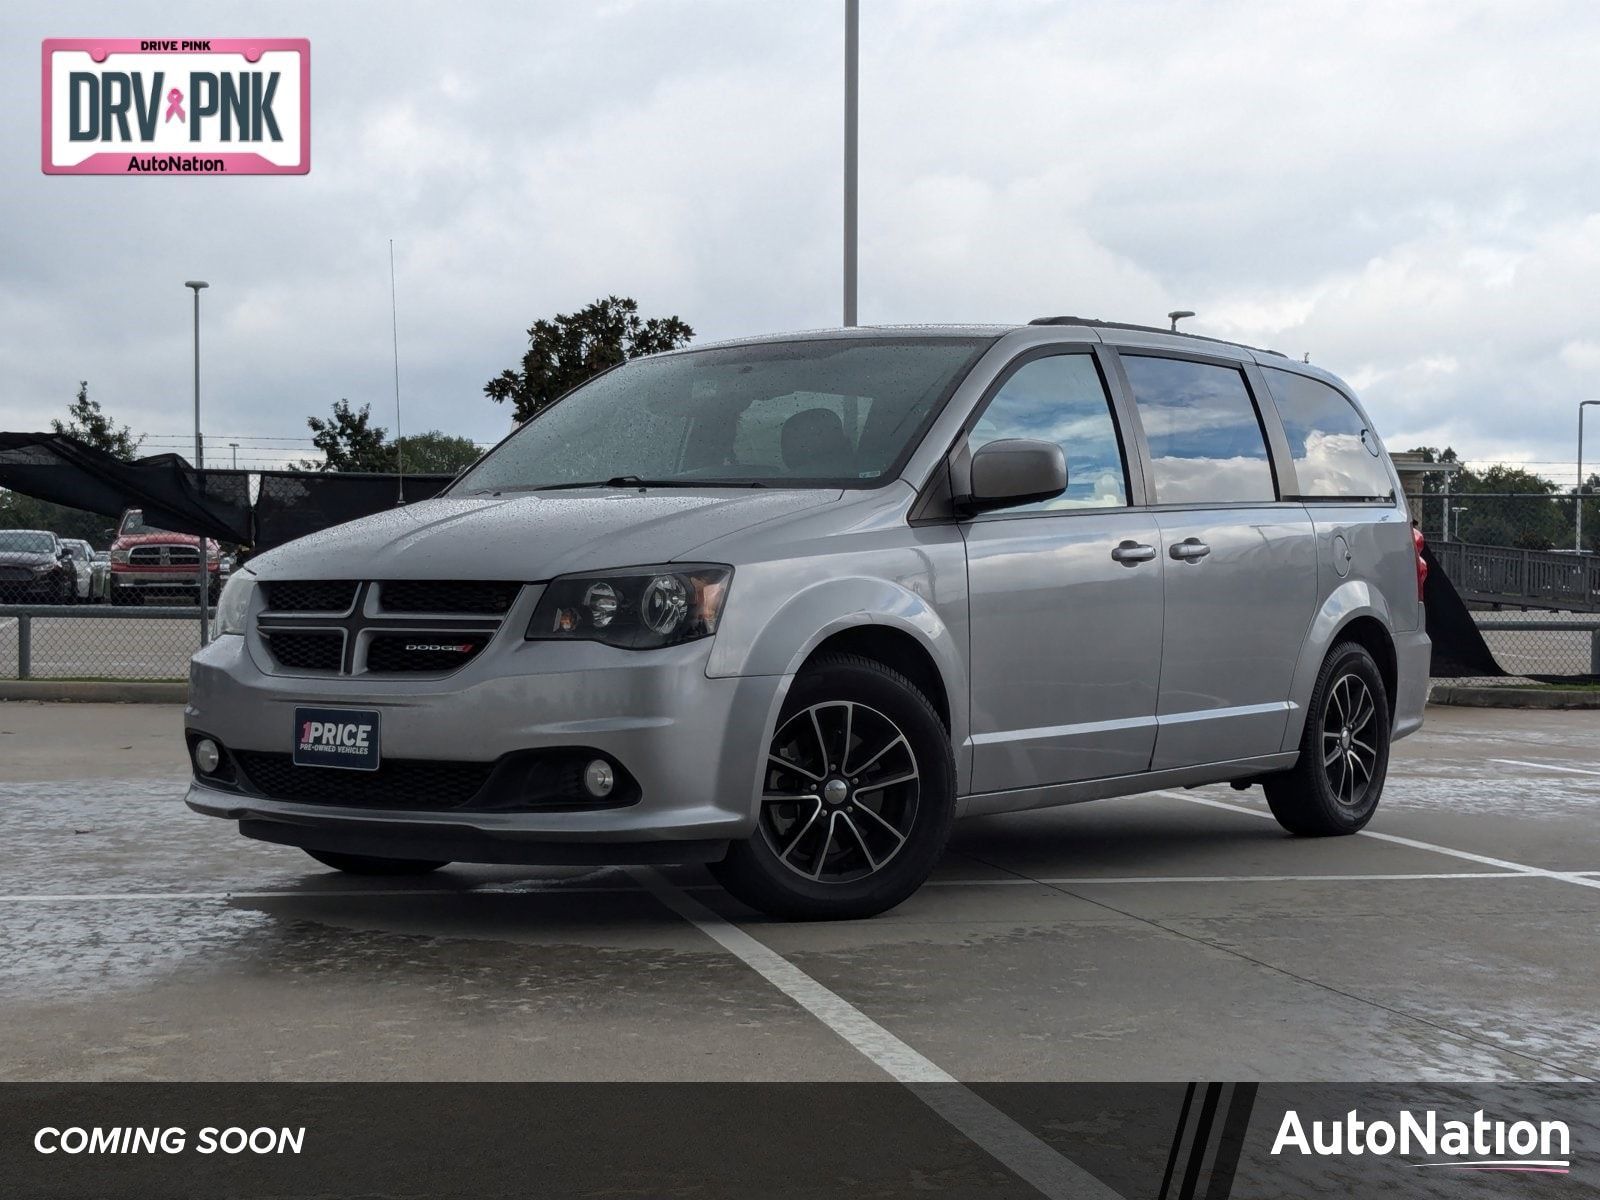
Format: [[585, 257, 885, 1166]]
[[1578, 401, 1599, 552], [843, 0, 858, 327], [185, 280, 210, 645]]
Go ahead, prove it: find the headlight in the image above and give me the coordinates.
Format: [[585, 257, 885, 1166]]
[[528, 565, 731, 650], [110, 549, 130, 564], [32, 562, 53, 573], [212, 573, 255, 637]]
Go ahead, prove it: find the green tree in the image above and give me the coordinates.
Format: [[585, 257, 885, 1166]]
[[1403, 446, 1460, 496], [1453, 465, 1565, 550], [399, 430, 482, 474], [52, 380, 142, 459], [302, 400, 394, 473], [0, 381, 142, 545], [484, 295, 694, 423]]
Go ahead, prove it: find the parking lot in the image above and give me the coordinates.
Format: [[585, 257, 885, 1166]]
[[1, 700, 1597, 1084]]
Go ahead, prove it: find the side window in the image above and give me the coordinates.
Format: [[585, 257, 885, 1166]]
[[1120, 355, 1276, 505], [1265, 369, 1394, 501], [966, 353, 1128, 512]]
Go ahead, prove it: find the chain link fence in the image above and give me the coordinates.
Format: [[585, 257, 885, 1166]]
[[0, 606, 206, 681]]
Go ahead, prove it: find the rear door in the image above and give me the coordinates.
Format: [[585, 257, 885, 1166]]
[[962, 348, 1165, 791], [1111, 350, 1318, 770]]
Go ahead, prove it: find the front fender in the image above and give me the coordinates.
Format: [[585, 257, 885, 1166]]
[[1279, 580, 1395, 752], [706, 572, 971, 792]]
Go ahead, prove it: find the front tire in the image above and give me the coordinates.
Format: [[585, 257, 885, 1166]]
[[711, 652, 956, 920], [302, 849, 449, 876], [1264, 641, 1391, 836]]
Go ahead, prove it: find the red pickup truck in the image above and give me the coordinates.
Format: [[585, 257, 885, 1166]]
[[108, 509, 224, 606]]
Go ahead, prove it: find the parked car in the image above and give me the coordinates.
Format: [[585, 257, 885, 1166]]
[[0, 529, 77, 605], [108, 509, 223, 606], [58, 538, 105, 603], [186, 319, 1430, 919]]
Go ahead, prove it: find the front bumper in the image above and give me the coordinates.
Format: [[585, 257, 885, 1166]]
[[113, 567, 218, 590], [185, 632, 788, 859]]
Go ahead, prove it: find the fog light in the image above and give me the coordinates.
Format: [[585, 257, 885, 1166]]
[[194, 738, 221, 775], [582, 758, 615, 798]]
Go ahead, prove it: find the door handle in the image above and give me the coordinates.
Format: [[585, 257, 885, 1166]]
[[1169, 537, 1211, 562], [1111, 540, 1157, 565]]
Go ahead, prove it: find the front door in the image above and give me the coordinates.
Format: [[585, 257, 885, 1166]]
[[962, 350, 1165, 793]]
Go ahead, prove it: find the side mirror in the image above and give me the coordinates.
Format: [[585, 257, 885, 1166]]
[[103, 528, 116, 541], [959, 438, 1068, 514]]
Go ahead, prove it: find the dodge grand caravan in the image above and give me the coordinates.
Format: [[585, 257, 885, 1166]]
[[186, 318, 1429, 919]]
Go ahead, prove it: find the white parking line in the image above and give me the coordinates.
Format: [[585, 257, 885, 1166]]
[[628, 867, 1121, 1200], [1490, 758, 1600, 777], [1155, 790, 1600, 892]]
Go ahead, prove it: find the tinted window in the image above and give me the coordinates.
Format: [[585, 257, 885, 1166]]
[[1121, 356, 1275, 504], [967, 354, 1128, 511], [456, 338, 991, 492], [1266, 369, 1393, 500]]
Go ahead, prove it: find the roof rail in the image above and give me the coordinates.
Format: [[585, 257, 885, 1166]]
[[1027, 315, 1287, 359]]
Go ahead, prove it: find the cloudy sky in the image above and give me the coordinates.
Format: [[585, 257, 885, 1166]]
[[5, 0, 1599, 476]]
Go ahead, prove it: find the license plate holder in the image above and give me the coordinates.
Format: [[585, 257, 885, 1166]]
[[292, 707, 381, 772]]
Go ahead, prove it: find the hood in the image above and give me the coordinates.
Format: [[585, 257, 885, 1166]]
[[0, 550, 53, 568], [248, 488, 842, 581]]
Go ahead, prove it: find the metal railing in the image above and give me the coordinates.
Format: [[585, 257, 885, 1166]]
[[2, 604, 211, 681], [1429, 543, 1600, 612]]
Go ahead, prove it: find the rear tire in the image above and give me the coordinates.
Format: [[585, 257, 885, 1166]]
[[302, 849, 449, 876], [711, 652, 956, 920], [1264, 641, 1391, 836]]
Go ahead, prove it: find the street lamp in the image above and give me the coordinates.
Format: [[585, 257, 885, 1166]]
[[1577, 401, 1600, 553], [185, 280, 209, 646], [1450, 505, 1468, 543], [229, 442, 239, 469], [1168, 310, 1195, 332], [843, 0, 858, 327]]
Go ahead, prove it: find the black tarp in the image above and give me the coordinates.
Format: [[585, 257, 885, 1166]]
[[0, 432, 450, 550], [252, 470, 452, 548], [1421, 540, 1506, 678]]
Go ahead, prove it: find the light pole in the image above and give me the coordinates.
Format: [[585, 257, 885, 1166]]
[[229, 442, 239, 470], [185, 280, 209, 645], [1577, 401, 1599, 553], [1450, 505, 1468, 543], [1168, 310, 1195, 332], [843, 0, 858, 327]]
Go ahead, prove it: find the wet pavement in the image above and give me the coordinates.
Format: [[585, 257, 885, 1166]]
[[1, 701, 1597, 1083]]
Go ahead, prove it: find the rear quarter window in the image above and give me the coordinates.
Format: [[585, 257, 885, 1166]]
[[1265, 369, 1394, 501]]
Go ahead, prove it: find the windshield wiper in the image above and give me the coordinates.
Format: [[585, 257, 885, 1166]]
[[480, 476, 769, 494]]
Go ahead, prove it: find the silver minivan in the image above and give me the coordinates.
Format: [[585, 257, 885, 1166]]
[[187, 319, 1430, 919]]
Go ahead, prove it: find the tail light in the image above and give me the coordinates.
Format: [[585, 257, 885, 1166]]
[[1412, 526, 1428, 601]]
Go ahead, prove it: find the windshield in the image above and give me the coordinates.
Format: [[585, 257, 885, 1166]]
[[0, 531, 53, 554], [455, 337, 993, 494], [119, 510, 176, 535]]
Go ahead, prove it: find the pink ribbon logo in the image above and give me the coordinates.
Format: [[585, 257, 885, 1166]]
[[164, 88, 185, 123]]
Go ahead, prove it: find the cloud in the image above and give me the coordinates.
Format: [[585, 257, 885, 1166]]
[[1, 0, 1597, 478]]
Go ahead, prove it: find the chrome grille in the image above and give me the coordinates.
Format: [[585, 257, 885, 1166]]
[[254, 580, 516, 677], [379, 580, 520, 614], [129, 544, 199, 565], [366, 633, 490, 673], [261, 631, 343, 672], [262, 580, 357, 613]]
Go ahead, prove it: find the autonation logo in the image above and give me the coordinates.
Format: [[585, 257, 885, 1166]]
[[1273, 1107, 1571, 1174]]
